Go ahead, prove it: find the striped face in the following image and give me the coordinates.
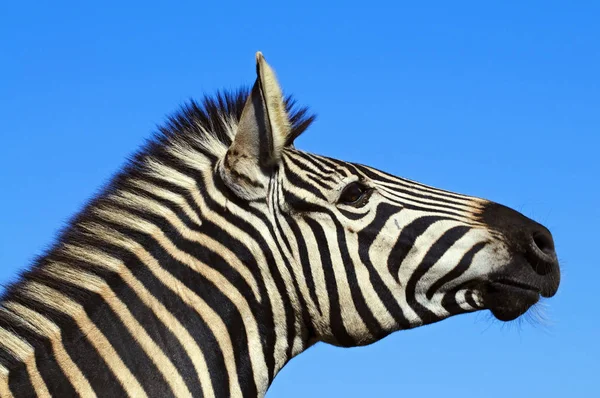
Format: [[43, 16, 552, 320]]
[[274, 149, 506, 345], [223, 53, 561, 347]]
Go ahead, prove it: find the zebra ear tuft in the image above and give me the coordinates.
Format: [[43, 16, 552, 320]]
[[219, 52, 290, 199]]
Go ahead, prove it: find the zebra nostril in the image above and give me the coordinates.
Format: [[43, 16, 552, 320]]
[[528, 229, 557, 276], [532, 230, 555, 258]]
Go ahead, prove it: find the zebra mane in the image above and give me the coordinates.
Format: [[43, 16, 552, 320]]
[[0, 88, 315, 302], [151, 88, 315, 159]]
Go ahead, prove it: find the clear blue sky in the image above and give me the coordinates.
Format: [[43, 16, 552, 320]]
[[1, 1, 598, 396]]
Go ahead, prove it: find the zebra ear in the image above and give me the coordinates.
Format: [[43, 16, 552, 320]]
[[232, 52, 290, 165], [220, 52, 291, 198]]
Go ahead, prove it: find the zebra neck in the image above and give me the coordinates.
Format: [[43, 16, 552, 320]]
[[78, 195, 314, 396], [0, 202, 312, 397]]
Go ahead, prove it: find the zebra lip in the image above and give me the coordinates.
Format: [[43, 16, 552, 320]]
[[492, 279, 541, 294], [482, 280, 541, 322]]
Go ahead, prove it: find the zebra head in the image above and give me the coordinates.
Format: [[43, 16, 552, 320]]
[[220, 53, 561, 347]]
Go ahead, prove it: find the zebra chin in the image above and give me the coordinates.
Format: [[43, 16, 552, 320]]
[[476, 258, 560, 321], [476, 279, 553, 322], [481, 281, 541, 321]]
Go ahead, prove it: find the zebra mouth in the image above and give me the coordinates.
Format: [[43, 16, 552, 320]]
[[481, 279, 541, 321]]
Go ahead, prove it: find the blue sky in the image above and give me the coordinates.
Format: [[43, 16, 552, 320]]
[[1, 1, 598, 396]]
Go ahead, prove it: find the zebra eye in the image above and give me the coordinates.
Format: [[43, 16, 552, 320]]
[[338, 182, 371, 207]]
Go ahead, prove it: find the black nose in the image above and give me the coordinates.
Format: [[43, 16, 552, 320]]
[[479, 202, 560, 278]]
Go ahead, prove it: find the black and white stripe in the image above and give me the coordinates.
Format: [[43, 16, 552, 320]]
[[0, 52, 560, 397]]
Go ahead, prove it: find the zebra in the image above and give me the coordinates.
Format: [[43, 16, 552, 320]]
[[0, 52, 560, 398]]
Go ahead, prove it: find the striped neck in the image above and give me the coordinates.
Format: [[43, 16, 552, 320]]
[[0, 160, 312, 398]]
